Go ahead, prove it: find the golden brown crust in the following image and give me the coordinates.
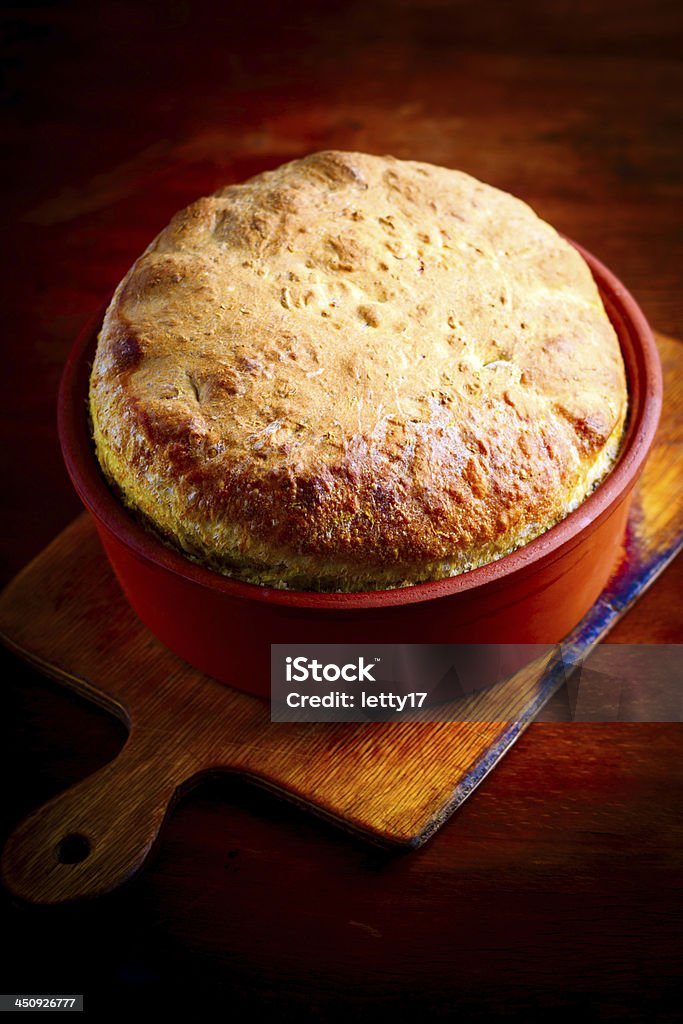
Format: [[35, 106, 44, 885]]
[[89, 151, 627, 590]]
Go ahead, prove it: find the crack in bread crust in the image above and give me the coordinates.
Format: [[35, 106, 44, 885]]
[[89, 151, 628, 591]]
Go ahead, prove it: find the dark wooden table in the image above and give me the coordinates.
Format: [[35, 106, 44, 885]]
[[2, 2, 681, 1017]]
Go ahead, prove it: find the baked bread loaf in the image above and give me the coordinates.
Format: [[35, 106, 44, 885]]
[[89, 151, 628, 591]]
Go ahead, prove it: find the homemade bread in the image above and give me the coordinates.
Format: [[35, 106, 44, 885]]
[[89, 151, 627, 590]]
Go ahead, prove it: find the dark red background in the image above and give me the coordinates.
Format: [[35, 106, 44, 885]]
[[2, 1, 681, 1018]]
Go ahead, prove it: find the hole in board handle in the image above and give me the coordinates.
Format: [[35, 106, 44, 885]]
[[55, 833, 91, 864]]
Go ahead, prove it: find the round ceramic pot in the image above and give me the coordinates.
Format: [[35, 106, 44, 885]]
[[58, 242, 662, 697]]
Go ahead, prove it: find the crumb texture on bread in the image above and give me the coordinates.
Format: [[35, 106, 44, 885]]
[[90, 151, 628, 590]]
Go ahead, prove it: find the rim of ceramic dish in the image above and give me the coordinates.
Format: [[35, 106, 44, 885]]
[[58, 240, 662, 610]]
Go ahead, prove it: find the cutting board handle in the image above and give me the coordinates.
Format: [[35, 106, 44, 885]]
[[2, 728, 190, 904]]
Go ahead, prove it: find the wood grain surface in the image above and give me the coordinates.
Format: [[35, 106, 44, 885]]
[[1, 0, 681, 1017]]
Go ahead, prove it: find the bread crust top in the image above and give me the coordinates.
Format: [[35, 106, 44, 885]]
[[89, 151, 627, 590]]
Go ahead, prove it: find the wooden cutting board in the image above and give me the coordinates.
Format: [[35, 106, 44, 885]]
[[1, 334, 681, 906]]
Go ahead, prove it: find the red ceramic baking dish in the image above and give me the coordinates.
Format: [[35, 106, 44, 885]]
[[58, 242, 661, 698]]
